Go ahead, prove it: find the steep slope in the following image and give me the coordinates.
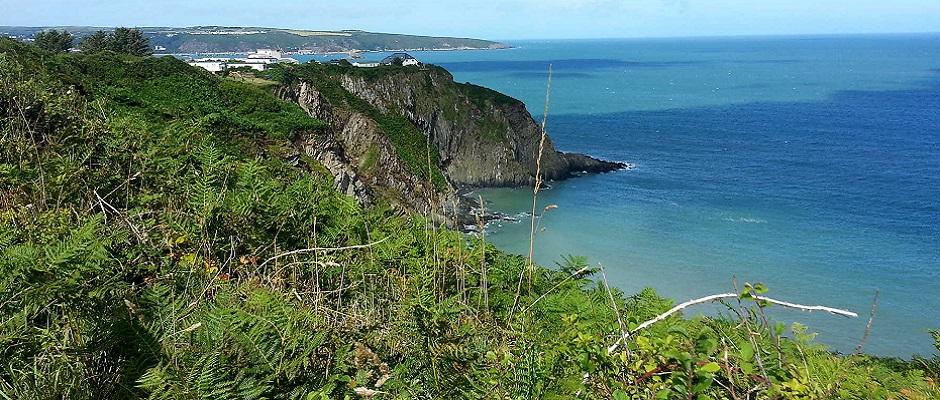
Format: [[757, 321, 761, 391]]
[[267, 63, 624, 225]]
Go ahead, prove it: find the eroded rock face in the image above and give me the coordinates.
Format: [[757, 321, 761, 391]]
[[276, 67, 623, 225], [334, 69, 624, 188], [278, 82, 458, 224], [293, 135, 371, 204]]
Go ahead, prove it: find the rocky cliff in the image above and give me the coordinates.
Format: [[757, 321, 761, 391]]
[[274, 63, 624, 224], [278, 80, 460, 223], [331, 66, 623, 187]]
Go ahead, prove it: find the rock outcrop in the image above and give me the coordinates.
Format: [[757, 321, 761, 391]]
[[333, 67, 624, 187], [278, 80, 460, 224], [276, 64, 624, 225]]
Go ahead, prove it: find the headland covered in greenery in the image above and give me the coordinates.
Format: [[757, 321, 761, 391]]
[[1, 37, 939, 399], [0, 26, 509, 54]]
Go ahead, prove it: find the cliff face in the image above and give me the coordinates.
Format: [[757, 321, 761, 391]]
[[278, 81, 460, 223], [332, 67, 623, 187], [275, 64, 623, 224]]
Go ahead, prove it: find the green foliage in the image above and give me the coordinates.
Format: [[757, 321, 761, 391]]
[[79, 30, 110, 53], [456, 81, 522, 109], [32, 29, 74, 52], [1, 37, 938, 400], [79, 28, 152, 56]]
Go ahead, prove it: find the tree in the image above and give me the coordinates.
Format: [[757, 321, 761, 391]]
[[79, 30, 111, 54], [33, 29, 73, 52], [110, 27, 152, 56], [79, 28, 152, 56]]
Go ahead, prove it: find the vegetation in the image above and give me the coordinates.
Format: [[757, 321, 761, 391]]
[[1, 38, 939, 399], [1, 26, 507, 54], [79, 27, 152, 56], [140, 28, 506, 54], [32, 29, 73, 52], [457, 81, 522, 109]]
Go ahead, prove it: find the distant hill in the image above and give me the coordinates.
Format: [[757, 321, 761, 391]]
[[0, 25, 509, 53]]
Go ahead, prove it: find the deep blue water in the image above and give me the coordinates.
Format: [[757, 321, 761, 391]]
[[295, 35, 940, 357]]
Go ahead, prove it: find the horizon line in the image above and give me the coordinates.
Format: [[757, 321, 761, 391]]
[[2, 24, 938, 43], [494, 30, 940, 42]]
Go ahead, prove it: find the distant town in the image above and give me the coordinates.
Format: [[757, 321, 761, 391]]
[[186, 50, 421, 72], [185, 49, 298, 72]]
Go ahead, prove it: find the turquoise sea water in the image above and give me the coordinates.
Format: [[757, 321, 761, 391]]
[[296, 35, 940, 357]]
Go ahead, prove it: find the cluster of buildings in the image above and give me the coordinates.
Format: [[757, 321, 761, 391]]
[[186, 49, 298, 72], [186, 50, 421, 73]]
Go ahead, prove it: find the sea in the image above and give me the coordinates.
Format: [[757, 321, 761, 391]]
[[294, 34, 940, 358]]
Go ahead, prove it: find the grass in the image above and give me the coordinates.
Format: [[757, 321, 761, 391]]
[[224, 70, 280, 88], [457, 81, 522, 108], [359, 144, 380, 173]]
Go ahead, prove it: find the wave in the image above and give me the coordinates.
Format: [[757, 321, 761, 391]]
[[723, 216, 768, 224]]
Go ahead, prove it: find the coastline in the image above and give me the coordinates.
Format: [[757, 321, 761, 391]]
[[158, 44, 513, 58], [455, 161, 633, 231]]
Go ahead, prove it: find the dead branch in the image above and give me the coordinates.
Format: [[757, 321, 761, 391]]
[[94, 190, 145, 241], [608, 292, 857, 352], [600, 265, 632, 358], [854, 290, 879, 355]]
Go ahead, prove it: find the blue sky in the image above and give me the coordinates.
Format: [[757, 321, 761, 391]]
[[1, 0, 939, 40]]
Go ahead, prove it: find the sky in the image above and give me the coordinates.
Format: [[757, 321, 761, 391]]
[[1, 0, 939, 40]]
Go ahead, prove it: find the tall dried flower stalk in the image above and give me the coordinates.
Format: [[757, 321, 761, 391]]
[[510, 64, 553, 321]]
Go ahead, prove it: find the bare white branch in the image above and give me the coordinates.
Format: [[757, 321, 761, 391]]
[[608, 292, 857, 353]]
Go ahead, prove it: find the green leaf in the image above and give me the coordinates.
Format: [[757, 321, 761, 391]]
[[775, 322, 786, 336], [739, 342, 754, 361], [668, 325, 690, 337], [692, 380, 713, 394], [753, 282, 769, 294], [664, 350, 683, 361], [741, 362, 755, 375], [699, 362, 721, 374]]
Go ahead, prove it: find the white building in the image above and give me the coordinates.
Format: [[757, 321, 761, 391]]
[[380, 53, 420, 66], [189, 59, 228, 72], [351, 53, 421, 68], [250, 49, 282, 59], [187, 49, 297, 72]]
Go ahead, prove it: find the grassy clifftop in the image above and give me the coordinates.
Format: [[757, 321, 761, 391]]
[[1, 39, 938, 399]]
